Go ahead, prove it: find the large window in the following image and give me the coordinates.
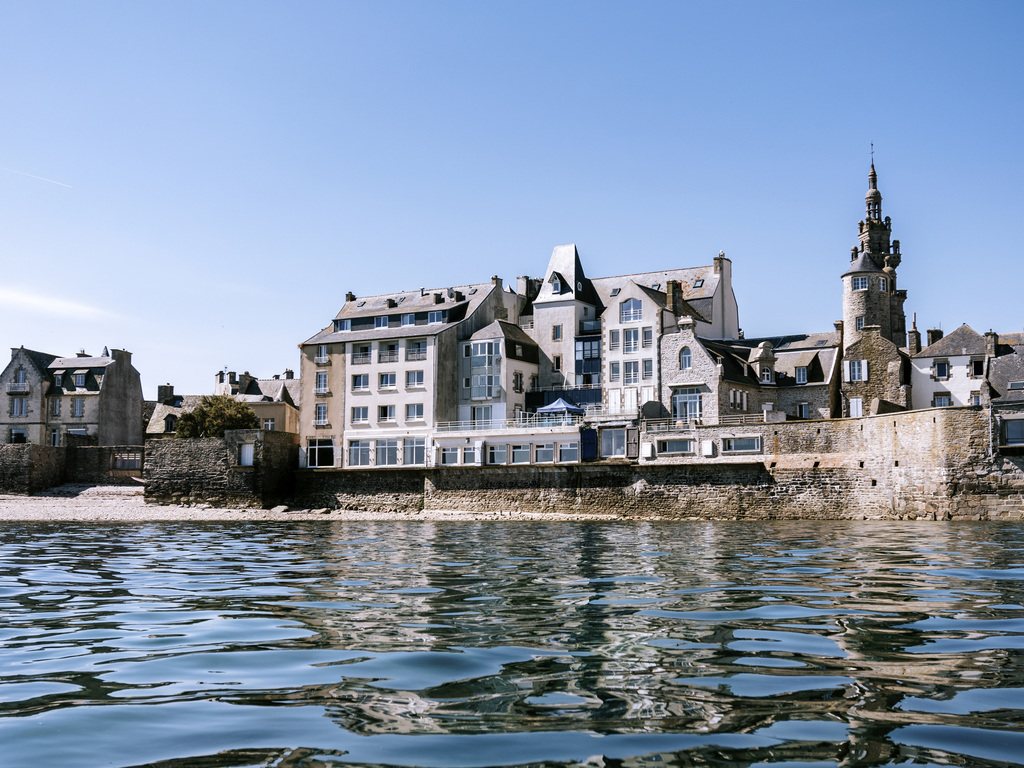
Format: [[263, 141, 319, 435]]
[[1005, 420, 1024, 446], [349, 440, 371, 466], [376, 439, 399, 466], [723, 437, 761, 453], [379, 343, 399, 363], [351, 406, 368, 424], [601, 428, 626, 457], [852, 276, 869, 291], [487, 444, 507, 465], [535, 443, 554, 463], [406, 403, 424, 421], [671, 387, 702, 422], [407, 340, 427, 361], [352, 374, 369, 391], [624, 328, 639, 353], [620, 298, 642, 322], [558, 442, 579, 463], [441, 447, 460, 465], [404, 438, 426, 465], [624, 361, 639, 384], [314, 403, 328, 425], [307, 439, 335, 468], [406, 370, 424, 388], [511, 444, 530, 464], [658, 439, 694, 454], [315, 370, 329, 393]]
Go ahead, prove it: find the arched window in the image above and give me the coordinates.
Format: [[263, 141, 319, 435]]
[[761, 368, 772, 383], [164, 415, 178, 433], [679, 347, 692, 370], [620, 298, 642, 323]]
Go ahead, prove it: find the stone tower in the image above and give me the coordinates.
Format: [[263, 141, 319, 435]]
[[841, 163, 908, 352]]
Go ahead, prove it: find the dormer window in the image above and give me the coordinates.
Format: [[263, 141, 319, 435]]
[[74, 373, 86, 388], [761, 368, 772, 383], [334, 319, 350, 332], [551, 278, 561, 293]]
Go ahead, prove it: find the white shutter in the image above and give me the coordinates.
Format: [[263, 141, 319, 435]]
[[843, 360, 851, 382], [862, 359, 869, 382]]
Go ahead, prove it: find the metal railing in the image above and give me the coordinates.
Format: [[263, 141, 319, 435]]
[[643, 418, 698, 433], [351, 353, 371, 365], [406, 350, 427, 361], [314, 356, 330, 365], [435, 414, 584, 433], [378, 351, 399, 363], [519, 319, 534, 330], [718, 413, 767, 425]]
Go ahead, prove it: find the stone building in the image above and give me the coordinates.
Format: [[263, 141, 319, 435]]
[[1, 346, 143, 446]]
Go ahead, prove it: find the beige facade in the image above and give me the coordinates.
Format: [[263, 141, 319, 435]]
[[1, 346, 143, 446]]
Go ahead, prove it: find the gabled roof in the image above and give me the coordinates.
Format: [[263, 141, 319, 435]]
[[48, 356, 114, 370], [533, 244, 601, 307], [700, 332, 840, 387], [238, 377, 301, 407], [913, 324, 986, 358], [145, 395, 205, 435], [9, 347, 59, 375], [470, 320, 538, 347]]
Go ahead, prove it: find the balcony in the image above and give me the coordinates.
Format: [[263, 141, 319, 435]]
[[315, 388, 330, 396], [378, 351, 399, 363], [351, 353, 371, 365], [406, 350, 427, 361], [579, 320, 601, 335], [314, 356, 331, 365], [435, 413, 584, 433], [6, 382, 29, 393]]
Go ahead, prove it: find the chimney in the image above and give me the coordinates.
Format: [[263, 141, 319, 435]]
[[985, 330, 999, 359], [926, 328, 944, 347], [491, 275, 503, 290], [516, 276, 530, 296], [284, 369, 294, 379], [77, 349, 88, 357], [665, 280, 679, 313], [345, 291, 356, 303], [907, 313, 921, 354], [157, 384, 174, 403], [216, 371, 225, 384], [433, 292, 444, 304], [714, 251, 726, 274]]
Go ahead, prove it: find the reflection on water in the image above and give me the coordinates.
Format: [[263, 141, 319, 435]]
[[1, 520, 1023, 767]]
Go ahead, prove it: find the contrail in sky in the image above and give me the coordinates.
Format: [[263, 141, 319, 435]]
[[1, 167, 72, 188]]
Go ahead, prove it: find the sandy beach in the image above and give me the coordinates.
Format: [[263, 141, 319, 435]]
[[0, 484, 617, 522]]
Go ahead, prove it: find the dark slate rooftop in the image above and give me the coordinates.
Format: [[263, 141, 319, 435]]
[[913, 324, 986, 358]]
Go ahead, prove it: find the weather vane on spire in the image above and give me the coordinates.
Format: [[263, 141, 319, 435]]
[[870, 142, 874, 163]]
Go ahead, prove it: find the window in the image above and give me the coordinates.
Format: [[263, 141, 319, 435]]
[[551, 277, 561, 293], [316, 344, 329, 363], [262, 418, 275, 430], [610, 362, 620, 382], [624, 361, 639, 384], [440, 447, 460, 465], [761, 368, 772, 383], [553, 355, 561, 372], [723, 436, 761, 453], [352, 345, 371, 364], [472, 374, 500, 399], [487, 444, 507, 465], [379, 343, 399, 363], [378, 404, 396, 422], [693, 279, 704, 288], [164, 415, 177, 433], [401, 313, 415, 326], [472, 405, 492, 426], [535, 443, 554, 463], [878, 278, 888, 292], [624, 328, 639, 353], [428, 310, 444, 324], [72, 398, 85, 417], [404, 438, 425, 465], [642, 359, 653, 380], [933, 393, 951, 407], [379, 372, 396, 389], [849, 397, 863, 417], [552, 325, 562, 341], [609, 330, 620, 350], [351, 407, 368, 424], [515, 344, 523, 357], [314, 403, 328, 425], [73, 373, 86, 388], [307, 439, 335, 467], [513, 371, 524, 393], [620, 298, 642, 322], [406, 370, 424, 388], [334, 319, 351, 332], [856, 316, 865, 331], [463, 377, 471, 390], [658, 439, 694, 454], [601, 428, 626, 457], [558, 442, 579, 463], [852, 276, 869, 291], [349, 440, 371, 466], [315, 370, 329, 394], [971, 359, 985, 377], [376, 439, 399, 466], [9, 429, 27, 443], [642, 327, 653, 348], [463, 445, 478, 464], [511, 444, 530, 464], [847, 360, 866, 382], [50, 398, 61, 416], [679, 348, 692, 370], [407, 340, 427, 361], [935, 361, 949, 380], [464, 344, 472, 358], [1005, 420, 1024, 446], [54, 374, 62, 387], [352, 374, 369, 391], [796, 366, 808, 384], [374, 316, 389, 329], [238, 443, 254, 467], [796, 403, 809, 419], [50, 430, 61, 447], [671, 387, 702, 422], [11, 397, 27, 417], [406, 403, 424, 421], [14, 369, 26, 384], [1010, 382, 1024, 391], [971, 392, 982, 406]]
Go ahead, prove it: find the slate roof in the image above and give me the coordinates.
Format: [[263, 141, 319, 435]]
[[237, 377, 301, 407], [989, 345, 1024, 402], [145, 395, 205, 435], [701, 332, 840, 387], [470, 320, 538, 346], [913, 324, 986, 358], [302, 282, 497, 346], [533, 244, 602, 307], [15, 348, 59, 374], [841, 252, 886, 277]]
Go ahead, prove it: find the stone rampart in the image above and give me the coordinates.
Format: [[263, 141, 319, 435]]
[[66, 446, 144, 485]]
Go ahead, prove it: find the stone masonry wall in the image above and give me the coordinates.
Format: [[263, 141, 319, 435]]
[[65, 446, 144, 485], [0, 444, 66, 494], [296, 468, 426, 513]]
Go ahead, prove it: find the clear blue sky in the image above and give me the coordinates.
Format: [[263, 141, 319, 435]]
[[2, 1, 1021, 399]]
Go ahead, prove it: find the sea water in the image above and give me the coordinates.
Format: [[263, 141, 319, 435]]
[[1, 520, 1023, 767]]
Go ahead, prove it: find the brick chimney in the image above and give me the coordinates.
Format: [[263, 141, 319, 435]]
[[157, 384, 175, 403], [665, 280, 679, 314], [985, 330, 999, 358], [345, 291, 356, 303], [907, 315, 922, 354], [284, 369, 294, 379], [927, 328, 944, 347]]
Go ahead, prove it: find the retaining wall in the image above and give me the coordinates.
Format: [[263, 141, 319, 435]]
[[0, 444, 66, 494]]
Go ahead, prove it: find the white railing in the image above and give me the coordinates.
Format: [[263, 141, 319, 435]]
[[315, 388, 330, 395], [718, 413, 766, 425], [406, 350, 427, 361], [379, 352, 399, 363], [519, 319, 534, 330], [314, 418, 330, 427], [314, 356, 330, 365], [351, 353, 371, 365], [643, 418, 698, 433], [435, 414, 584, 433], [6, 382, 29, 393]]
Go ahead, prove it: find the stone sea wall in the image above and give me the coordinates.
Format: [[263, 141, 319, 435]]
[[294, 407, 1024, 520], [0, 444, 66, 494]]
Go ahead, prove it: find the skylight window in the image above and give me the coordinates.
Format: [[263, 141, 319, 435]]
[[693, 279, 704, 288], [610, 288, 621, 297]]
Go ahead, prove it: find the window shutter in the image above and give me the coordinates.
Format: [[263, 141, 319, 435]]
[[843, 360, 851, 382], [862, 360, 869, 382], [626, 428, 640, 459]]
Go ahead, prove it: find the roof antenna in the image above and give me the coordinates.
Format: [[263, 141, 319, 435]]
[[870, 141, 874, 165]]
